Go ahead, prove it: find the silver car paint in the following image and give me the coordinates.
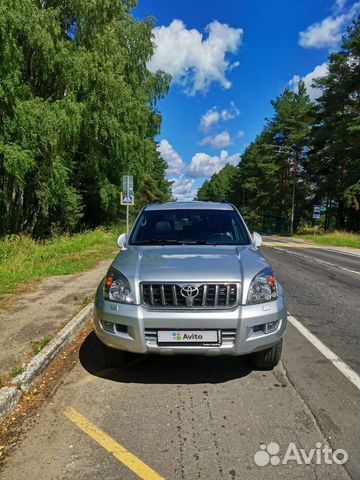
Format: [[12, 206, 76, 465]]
[[93, 201, 287, 356]]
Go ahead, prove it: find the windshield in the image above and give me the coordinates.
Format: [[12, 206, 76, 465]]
[[129, 209, 250, 245]]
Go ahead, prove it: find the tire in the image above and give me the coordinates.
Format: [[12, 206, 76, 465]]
[[103, 345, 127, 368], [252, 339, 282, 370]]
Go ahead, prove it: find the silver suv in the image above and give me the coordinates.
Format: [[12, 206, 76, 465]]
[[93, 201, 287, 369]]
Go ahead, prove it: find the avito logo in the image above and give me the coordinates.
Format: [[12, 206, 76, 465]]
[[183, 333, 203, 340], [171, 332, 204, 340], [254, 442, 348, 467]]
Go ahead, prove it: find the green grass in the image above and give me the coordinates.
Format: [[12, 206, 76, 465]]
[[31, 336, 51, 355], [10, 366, 25, 378], [0, 226, 124, 302], [82, 294, 94, 307], [294, 231, 360, 249]]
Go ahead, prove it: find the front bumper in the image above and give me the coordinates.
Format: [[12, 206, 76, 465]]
[[93, 283, 287, 356]]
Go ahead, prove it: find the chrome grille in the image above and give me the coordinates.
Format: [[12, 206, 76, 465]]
[[141, 283, 239, 309]]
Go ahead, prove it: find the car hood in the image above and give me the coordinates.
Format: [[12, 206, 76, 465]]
[[110, 245, 270, 304]]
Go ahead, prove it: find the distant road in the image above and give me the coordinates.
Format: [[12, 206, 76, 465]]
[[263, 236, 360, 275]]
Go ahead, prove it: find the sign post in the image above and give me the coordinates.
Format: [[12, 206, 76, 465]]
[[313, 205, 321, 237], [313, 205, 321, 220], [121, 176, 134, 237]]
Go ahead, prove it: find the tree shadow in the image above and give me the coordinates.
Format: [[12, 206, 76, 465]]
[[79, 330, 254, 385]]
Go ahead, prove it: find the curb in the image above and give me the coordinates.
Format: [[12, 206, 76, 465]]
[[0, 303, 93, 423], [0, 388, 22, 422]]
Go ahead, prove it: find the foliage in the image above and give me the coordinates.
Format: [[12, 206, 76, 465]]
[[309, 17, 360, 231], [200, 17, 360, 233], [196, 164, 238, 202], [0, 0, 171, 238], [0, 226, 122, 300]]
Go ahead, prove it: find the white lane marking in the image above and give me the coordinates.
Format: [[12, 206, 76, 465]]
[[265, 238, 360, 258], [268, 245, 360, 276], [288, 313, 360, 391]]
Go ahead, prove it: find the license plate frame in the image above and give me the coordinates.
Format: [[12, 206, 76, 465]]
[[157, 329, 220, 345]]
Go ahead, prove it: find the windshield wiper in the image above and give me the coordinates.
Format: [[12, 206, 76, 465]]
[[182, 241, 217, 245], [132, 239, 184, 245]]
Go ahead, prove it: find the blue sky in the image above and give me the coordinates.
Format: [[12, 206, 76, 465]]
[[134, 0, 359, 200]]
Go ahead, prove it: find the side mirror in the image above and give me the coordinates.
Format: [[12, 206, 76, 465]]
[[117, 233, 127, 248], [252, 231, 262, 248]]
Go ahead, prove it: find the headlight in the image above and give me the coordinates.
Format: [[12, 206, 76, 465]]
[[247, 267, 278, 304], [104, 267, 133, 304]]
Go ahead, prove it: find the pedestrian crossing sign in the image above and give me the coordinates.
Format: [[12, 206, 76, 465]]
[[120, 193, 134, 205]]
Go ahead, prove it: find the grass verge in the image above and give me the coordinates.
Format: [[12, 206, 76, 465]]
[[294, 231, 360, 249], [0, 226, 123, 302], [31, 337, 51, 355]]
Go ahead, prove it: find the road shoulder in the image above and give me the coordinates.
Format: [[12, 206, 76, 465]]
[[0, 258, 112, 381]]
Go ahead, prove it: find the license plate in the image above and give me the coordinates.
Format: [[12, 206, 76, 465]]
[[157, 330, 219, 344]]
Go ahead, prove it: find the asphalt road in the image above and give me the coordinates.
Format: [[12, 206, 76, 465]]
[[262, 237, 360, 372], [1, 239, 359, 480]]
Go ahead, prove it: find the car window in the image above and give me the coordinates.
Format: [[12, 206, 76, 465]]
[[129, 209, 250, 245]]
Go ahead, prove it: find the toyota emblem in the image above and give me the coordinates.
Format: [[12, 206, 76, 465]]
[[180, 284, 199, 306], [180, 285, 199, 298]]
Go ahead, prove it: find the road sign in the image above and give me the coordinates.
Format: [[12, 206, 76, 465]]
[[313, 205, 321, 219], [120, 193, 134, 206], [122, 175, 134, 196]]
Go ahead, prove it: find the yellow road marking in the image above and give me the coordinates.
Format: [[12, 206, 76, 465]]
[[64, 407, 165, 480], [263, 242, 320, 248]]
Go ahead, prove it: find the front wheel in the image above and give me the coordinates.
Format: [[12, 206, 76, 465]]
[[252, 339, 282, 370], [103, 345, 127, 368]]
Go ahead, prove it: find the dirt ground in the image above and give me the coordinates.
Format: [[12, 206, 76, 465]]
[[0, 258, 113, 379]]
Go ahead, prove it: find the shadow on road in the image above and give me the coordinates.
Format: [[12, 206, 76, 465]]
[[79, 330, 253, 385]]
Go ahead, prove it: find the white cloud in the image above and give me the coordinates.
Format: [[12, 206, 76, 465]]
[[158, 138, 241, 200], [199, 131, 233, 150], [170, 175, 197, 201], [299, 16, 346, 48], [148, 19, 243, 95], [289, 63, 329, 100], [157, 139, 184, 176], [220, 103, 240, 121], [299, 2, 359, 49], [199, 109, 221, 132], [199, 102, 240, 132], [335, 0, 347, 9], [188, 150, 240, 178], [236, 130, 245, 139]]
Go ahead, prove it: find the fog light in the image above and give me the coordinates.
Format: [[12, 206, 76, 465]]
[[101, 320, 115, 333], [263, 320, 280, 334], [115, 323, 128, 333]]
